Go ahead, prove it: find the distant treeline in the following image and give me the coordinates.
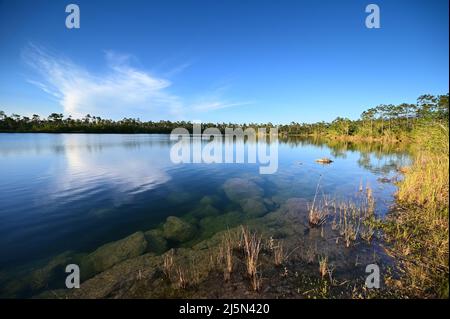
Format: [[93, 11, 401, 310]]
[[1, 93, 448, 139]]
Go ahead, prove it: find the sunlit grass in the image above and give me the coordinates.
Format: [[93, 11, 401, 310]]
[[385, 123, 449, 298]]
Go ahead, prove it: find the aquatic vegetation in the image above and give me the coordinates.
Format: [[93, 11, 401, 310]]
[[318, 255, 329, 278], [327, 184, 378, 247], [308, 204, 328, 227], [308, 178, 328, 227], [219, 230, 236, 282], [176, 267, 188, 289], [241, 226, 262, 291], [163, 249, 174, 280], [266, 236, 285, 266], [273, 241, 284, 266]]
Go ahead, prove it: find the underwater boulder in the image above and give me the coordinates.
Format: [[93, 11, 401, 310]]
[[315, 158, 333, 164], [80, 231, 147, 278], [282, 197, 309, 215], [28, 251, 76, 291], [240, 198, 268, 217], [199, 195, 220, 206], [190, 204, 220, 219], [144, 229, 168, 254], [162, 216, 196, 242], [198, 211, 243, 239], [0, 251, 80, 296], [222, 178, 264, 203]]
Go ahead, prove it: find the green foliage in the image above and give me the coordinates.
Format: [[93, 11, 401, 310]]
[[384, 122, 449, 298], [1, 93, 448, 137]]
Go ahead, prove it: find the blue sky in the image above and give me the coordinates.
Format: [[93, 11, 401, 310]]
[[0, 0, 448, 124]]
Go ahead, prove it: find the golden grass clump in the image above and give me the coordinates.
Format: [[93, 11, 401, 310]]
[[241, 226, 262, 291], [318, 255, 329, 278], [163, 249, 174, 280], [273, 242, 284, 266], [330, 184, 376, 247], [385, 124, 449, 298], [219, 230, 236, 282], [308, 177, 328, 227]]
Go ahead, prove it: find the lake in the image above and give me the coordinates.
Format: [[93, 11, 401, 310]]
[[0, 133, 411, 297]]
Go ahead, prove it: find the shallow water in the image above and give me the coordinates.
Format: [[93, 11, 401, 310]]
[[0, 133, 411, 296]]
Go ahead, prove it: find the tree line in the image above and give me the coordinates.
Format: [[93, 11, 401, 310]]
[[1, 93, 448, 138]]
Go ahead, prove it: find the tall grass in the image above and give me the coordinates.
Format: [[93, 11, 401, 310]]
[[387, 123, 449, 298], [163, 249, 174, 280], [219, 230, 236, 282], [397, 124, 449, 210], [241, 226, 262, 291]]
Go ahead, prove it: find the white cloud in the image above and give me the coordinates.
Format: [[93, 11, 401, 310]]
[[23, 44, 182, 119], [191, 85, 253, 112], [23, 44, 251, 120]]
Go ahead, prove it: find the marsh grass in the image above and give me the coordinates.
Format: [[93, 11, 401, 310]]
[[163, 249, 174, 280], [308, 177, 328, 227], [318, 255, 328, 278], [273, 242, 284, 266], [267, 236, 285, 266], [176, 267, 188, 289], [308, 177, 377, 247], [328, 184, 377, 247], [384, 124, 449, 298], [219, 230, 236, 282], [241, 226, 262, 291]]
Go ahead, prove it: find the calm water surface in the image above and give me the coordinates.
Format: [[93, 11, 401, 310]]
[[0, 134, 410, 273]]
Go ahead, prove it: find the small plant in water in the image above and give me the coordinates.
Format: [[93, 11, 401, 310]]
[[163, 249, 174, 280], [176, 267, 188, 289], [241, 226, 262, 291], [273, 241, 284, 266], [329, 183, 377, 247], [318, 255, 329, 278], [221, 230, 235, 282], [308, 177, 328, 227]]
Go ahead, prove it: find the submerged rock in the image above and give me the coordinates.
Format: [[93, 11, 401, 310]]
[[28, 251, 76, 291], [162, 216, 196, 242], [377, 177, 391, 183], [263, 197, 275, 207], [190, 204, 220, 219], [2, 251, 80, 296], [283, 197, 309, 214], [223, 178, 264, 203], [315, 158, 333, 164], [198, 211, 243, 239], [199, 195, 220, 206], [80, 231, 147, 278], [240, 198, 268, 217], [144, 229, 168, 254]]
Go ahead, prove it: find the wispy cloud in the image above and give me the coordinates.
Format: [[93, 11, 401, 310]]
[[23, 44, 248, 120], [23, 44, 181, 119], [193, 101, 253, 112], [191, 85, 253, 112]]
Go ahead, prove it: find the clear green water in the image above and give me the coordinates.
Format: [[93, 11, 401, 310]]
[[0, 133, 410, 296]]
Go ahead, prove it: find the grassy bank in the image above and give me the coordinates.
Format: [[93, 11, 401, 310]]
[[383, 123, 449, 298]]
